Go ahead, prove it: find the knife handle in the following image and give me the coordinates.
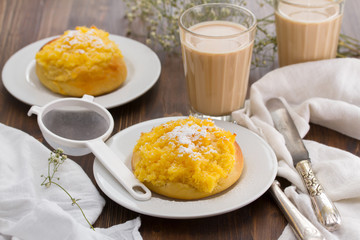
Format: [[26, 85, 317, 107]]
[[270, 180, 325, 240], [296, 160, 341, 231]]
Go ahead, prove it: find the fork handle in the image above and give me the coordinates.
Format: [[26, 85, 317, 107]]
[[270, 180, 325, 240]]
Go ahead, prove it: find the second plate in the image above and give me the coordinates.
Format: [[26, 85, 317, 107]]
[[2, 35, 161, 108]]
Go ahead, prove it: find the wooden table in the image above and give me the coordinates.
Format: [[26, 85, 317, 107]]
[[1, 0, 359, 239]]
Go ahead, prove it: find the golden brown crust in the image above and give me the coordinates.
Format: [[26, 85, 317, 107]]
[[35, 35, 127, 97], [36, 54, 127, 97], [131, 142, 244, 200]]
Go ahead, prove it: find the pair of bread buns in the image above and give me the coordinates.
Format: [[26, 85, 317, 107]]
[[35, 26, 127, 97], [132, 117, 244, 200]]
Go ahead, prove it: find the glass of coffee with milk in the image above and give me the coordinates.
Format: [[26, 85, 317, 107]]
[[275, 0, 345, 67], [179, 3, 257, 121]]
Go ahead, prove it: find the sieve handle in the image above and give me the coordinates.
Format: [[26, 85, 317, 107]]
[[27, 105, 43, 116], [86, 139, 152, 201]]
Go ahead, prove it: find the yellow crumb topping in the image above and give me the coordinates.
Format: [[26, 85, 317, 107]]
[[35, 26, 123, 81], [133, 116, 236, 193]]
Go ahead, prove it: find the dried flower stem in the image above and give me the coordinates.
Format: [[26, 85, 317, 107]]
[[124, 0, 360, 66], [338, 34, 360, 58], [41, 149, 95, 231]]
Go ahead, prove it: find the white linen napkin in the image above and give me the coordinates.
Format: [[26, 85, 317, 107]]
[[232, 58, 360, 240], [0, 123, 142, 240]]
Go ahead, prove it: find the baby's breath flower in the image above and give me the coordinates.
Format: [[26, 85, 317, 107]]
[[41, 148, 94, 231], [124, 0, 360, 66]]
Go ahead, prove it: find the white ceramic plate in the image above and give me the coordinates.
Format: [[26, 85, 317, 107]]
[[2, 35, 161, 108], [93, 117, 278, 219]]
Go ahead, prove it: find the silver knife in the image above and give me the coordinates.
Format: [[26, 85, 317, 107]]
[[267, 98, 341, 231]]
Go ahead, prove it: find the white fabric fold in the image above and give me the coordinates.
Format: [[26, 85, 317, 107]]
[[232, 58, 360, 240], [0, 123, 142, 240]]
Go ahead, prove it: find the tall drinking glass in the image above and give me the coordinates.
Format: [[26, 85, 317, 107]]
[[275, 0, 345, 67], [179, 3, 257, 121]]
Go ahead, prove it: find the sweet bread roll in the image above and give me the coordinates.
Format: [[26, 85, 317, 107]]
[[132, 117, 244, 200], [35, 26, 127, 97]]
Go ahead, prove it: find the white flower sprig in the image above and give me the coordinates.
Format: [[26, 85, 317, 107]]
[[123, 0, 360, 67], [41, 149, 95, 231]]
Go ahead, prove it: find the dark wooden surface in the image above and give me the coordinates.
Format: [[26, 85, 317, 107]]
[[0, 0, 359, 239]]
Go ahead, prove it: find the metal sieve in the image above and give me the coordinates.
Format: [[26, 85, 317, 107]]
[[28, 95, 151, 201]]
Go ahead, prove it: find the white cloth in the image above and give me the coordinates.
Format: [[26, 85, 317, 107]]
[[232, 58, 360, 240], [0, 123, 142, 240]]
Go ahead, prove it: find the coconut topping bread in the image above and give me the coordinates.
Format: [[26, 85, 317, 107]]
[[132, 117, 244, 200], [35, 26, 127, 96]]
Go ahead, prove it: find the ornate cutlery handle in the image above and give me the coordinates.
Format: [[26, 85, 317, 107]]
[[270, 180, 325, 240], [296, 160, 341, 231]]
